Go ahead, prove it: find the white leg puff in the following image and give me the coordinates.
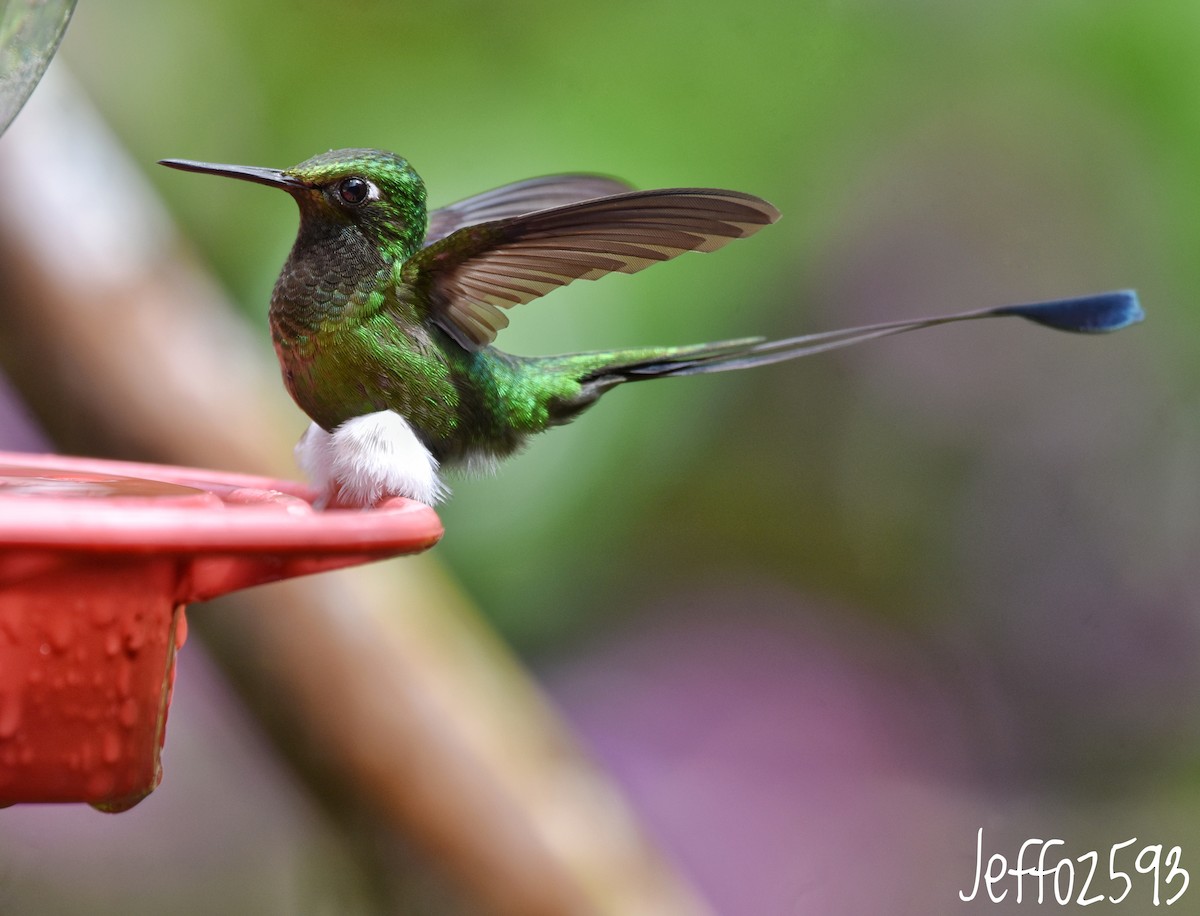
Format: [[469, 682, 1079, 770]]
[[294, 411, 448, 509]]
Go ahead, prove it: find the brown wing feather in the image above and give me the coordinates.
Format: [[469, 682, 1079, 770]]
[[424, 174, 636, 245], [404, 188, 780, 350]]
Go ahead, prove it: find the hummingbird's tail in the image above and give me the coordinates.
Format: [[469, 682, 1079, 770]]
[[571, 290, 1142, 397]]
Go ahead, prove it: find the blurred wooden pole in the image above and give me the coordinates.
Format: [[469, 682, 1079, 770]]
[[0, 67, 711, 916]]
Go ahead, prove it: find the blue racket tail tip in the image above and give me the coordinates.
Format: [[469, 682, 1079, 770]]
[[995, 290, 1144, 333]]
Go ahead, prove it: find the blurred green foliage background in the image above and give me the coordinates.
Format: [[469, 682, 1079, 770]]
[[7, 0, 1200, 911]]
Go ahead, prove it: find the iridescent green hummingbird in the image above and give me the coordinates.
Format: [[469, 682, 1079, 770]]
[[159, 149, 1142, 508]]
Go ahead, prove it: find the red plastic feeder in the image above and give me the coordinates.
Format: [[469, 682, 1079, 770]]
[[0, 451, 442, 812]]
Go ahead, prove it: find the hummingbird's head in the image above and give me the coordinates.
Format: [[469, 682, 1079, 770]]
[[160, 148, 429, 263]]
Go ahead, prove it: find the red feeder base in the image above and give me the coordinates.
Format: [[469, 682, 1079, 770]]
[[0, 452, 442, 811]]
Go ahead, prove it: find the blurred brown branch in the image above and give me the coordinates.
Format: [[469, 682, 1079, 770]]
[[0, 68, 710, 916]]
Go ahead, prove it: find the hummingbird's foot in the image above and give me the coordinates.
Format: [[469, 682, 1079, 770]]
[[294, 411, 448, 509]]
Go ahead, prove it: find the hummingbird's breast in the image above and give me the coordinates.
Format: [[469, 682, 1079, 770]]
[[267, 228, 569, 462], [269, 255, 468, 448]]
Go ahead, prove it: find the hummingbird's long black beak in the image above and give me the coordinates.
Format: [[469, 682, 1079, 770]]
[[158, 159, 306, 191]]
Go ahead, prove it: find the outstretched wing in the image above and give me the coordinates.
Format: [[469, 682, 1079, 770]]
[[404, 187, 780, 350], [424, 174, 635, 246]]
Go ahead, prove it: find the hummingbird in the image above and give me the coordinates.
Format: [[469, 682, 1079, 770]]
[[160, 149, 1143, 508]]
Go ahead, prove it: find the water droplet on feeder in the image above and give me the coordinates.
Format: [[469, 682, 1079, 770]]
[[102, 730, 121, 764], [124, 625, 145, 655], [92, 602, 116, 627], [47, 615, 73, 652], [118, 698, 138, 729], [104, 630, 120, 657], [116, 661, 133, 699], [85, 769, 115, 800], [0, 692, 21, 740]]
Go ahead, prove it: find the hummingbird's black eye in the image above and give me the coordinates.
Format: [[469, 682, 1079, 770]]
[[338, 177, 371, 205]]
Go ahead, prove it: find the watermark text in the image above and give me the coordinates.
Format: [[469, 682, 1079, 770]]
[[960, 828, 1189, 906]]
